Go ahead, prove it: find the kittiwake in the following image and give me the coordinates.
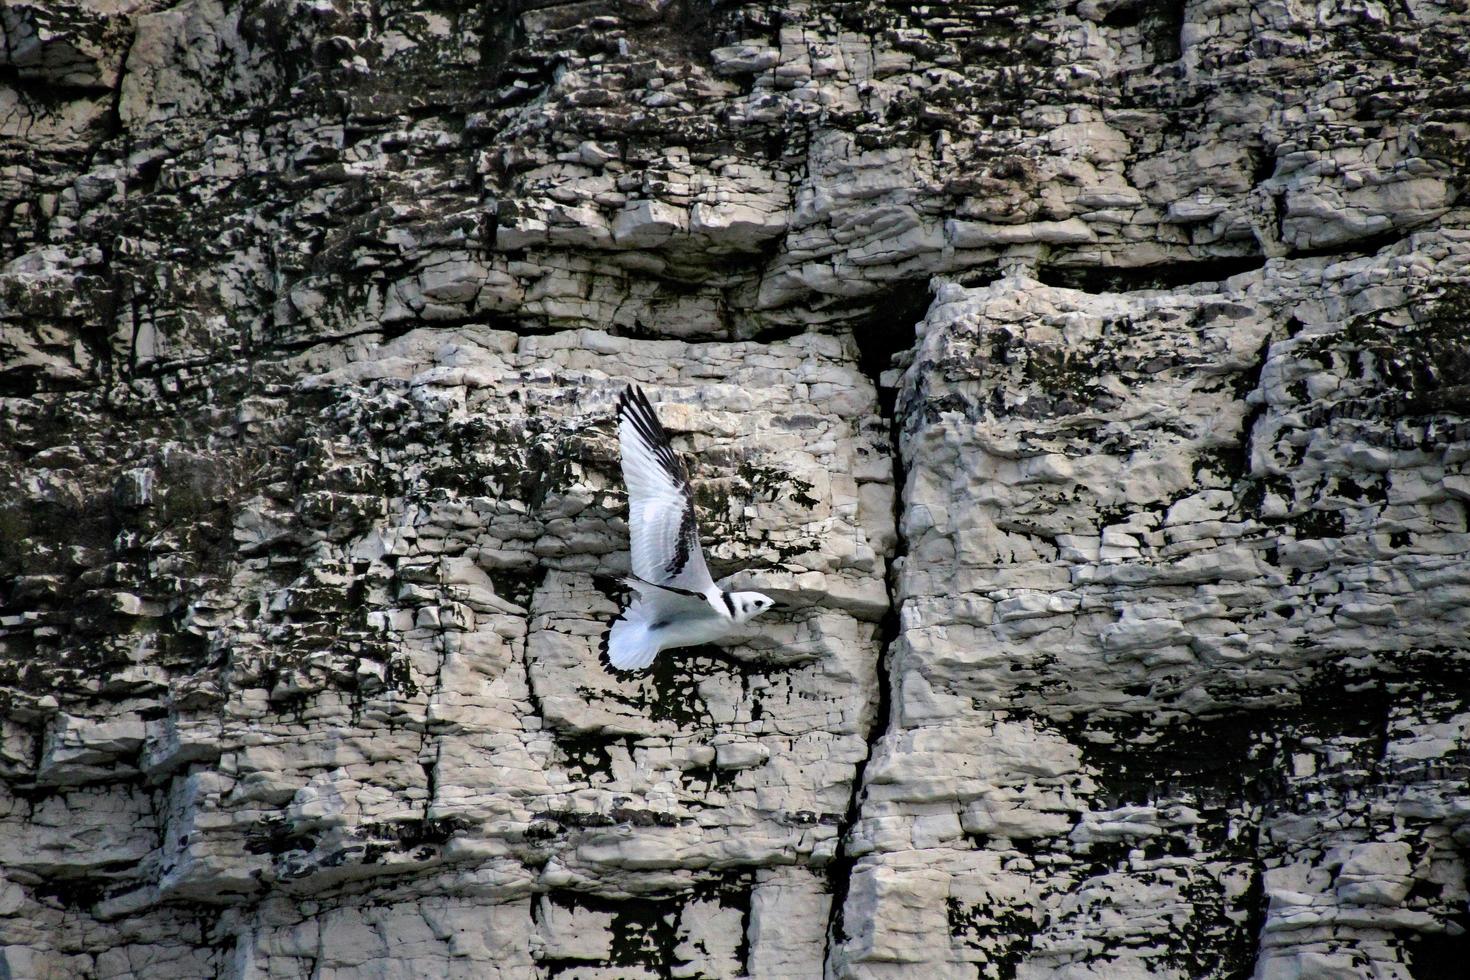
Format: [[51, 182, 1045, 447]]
[[605, 384, 775, 671]]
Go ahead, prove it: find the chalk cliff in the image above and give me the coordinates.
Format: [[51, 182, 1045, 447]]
[[1, 1, 1467, 976]]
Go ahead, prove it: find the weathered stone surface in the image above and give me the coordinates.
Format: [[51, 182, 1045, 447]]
[[2, 0, 1467, 976], [833, 233, 1470, 978]]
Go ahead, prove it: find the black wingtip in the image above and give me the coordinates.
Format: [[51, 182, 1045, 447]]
[[617, 382, 668, 447], [617, 383, 646, 420]]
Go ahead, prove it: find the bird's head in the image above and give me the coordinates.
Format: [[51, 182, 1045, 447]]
[[729, 591, 775, 624]]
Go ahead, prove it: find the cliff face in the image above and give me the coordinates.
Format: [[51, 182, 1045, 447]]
[[1, 1, 1467, 977]]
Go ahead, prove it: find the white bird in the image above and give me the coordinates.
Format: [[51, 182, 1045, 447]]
[[605, 384, 775, 671]]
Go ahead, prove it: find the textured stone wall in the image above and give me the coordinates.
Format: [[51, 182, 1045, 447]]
[[1, 1, 1467, 977]]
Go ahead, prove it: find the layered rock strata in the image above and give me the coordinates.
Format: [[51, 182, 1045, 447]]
[[838, 234, 1470, 978], [1, 0, 1467, 977]]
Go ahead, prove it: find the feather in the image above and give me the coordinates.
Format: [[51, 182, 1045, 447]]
[[617, 385, 715, 593], [606, 600, 661, 671]]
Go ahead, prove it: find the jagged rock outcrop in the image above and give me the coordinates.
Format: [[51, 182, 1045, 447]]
[[841, 237, 1470, 978], [1, 0, 1466, 977]]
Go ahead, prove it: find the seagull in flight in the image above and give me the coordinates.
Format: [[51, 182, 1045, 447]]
[[606, 384, 775, 671]]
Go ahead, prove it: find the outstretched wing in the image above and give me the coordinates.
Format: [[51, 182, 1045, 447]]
[[617, 384, 715, 593]]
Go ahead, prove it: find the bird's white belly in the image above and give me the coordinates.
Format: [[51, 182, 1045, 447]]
[[654, 615, 735, 653]]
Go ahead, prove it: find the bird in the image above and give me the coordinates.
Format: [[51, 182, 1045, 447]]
[[605, 383, 775, 671]]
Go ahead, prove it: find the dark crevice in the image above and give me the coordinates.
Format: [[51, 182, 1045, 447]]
[[88, 237, 119, 382], [1233, 846, 1269, 980], [821, 282, 924, 968], [1037, 255, 1267, 293], [1157, 0, 1188, 63], [0, 366, 92, 398], [1092, 0, 1185, 61], [850, 279, 935, 414], [1230, 329, 1277, 485], [739, 320, 810, 345], [265, 313, 571, 352], [1251, 147, 1277, 184], [0, 65, 114, 104], [1405, 904, 1470, 979], [1284, 227, 1418, 261], [1101, 3, 1147, 28], [952, 265, 1003, 291], [1271, 193, 1289, 245], [292, 314, 820, 350], [101, 25, 140, 145]]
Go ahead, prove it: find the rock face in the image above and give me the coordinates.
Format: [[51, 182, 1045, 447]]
[[846, 247, 1470, 979], [1, 1, 1466, 978]]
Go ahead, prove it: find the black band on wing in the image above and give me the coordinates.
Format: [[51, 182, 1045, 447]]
[[669, 500, 697, 578], [627, 574, 704, 600], [619, 385, 694, 500]]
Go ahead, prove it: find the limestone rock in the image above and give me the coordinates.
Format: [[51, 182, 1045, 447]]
[[833, 235, 1470, 978], [2, 0, 1467, 976]]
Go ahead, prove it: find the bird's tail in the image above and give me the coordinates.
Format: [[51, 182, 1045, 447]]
[[606, 601, 660, 671]]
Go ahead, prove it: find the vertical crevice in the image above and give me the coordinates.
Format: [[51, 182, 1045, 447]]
[[821, 284, 928, 974], [101, 23, 138, 148], [1231, 328, 1276, 486], [1231, 839, 1269, 980]]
